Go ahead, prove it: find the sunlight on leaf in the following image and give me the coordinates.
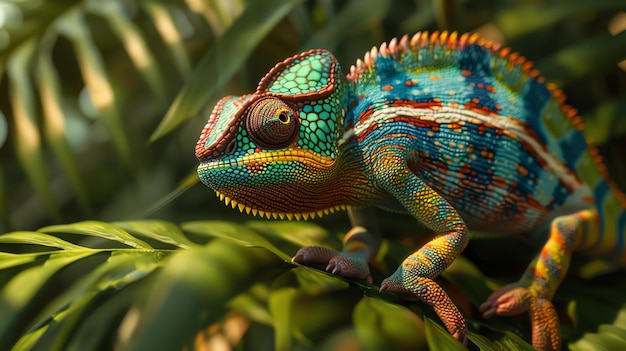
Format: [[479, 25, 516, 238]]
[[7, 38, 60, 220], [246, 220, 338, 250], [37, 29, 92, 215], [114, 220, 197, 249], [97, 1, 169, 105], [0, 252, 39, 270], [141, 2, 191, 77], [0, 231, 84, 251], [59, 10, 132, 168], [40, 221, 152, 249], [182, 220, 290, 259]]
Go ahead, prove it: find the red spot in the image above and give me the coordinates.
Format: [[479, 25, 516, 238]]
[[461, 70, 472, 76], [390, 99, 443, 109], [486, 85, 497, 93], [492, 176, 508, 189], [382, 85, 394, 91]]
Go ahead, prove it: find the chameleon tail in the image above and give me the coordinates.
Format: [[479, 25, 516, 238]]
[[573, 147, 626, 264], [589, 179, 626, 266]]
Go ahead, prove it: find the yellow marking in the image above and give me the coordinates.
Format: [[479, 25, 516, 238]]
[[239, 149, 335, 169]]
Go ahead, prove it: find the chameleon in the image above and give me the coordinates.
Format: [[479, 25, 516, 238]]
[[195, 31, 626, 350]]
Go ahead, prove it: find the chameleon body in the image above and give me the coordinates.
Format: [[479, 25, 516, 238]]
[[196, 31, 626, 350]]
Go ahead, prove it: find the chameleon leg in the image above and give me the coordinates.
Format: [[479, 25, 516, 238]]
[[292, 207, 380, 283], [375, 155, 469, 344], [479, 209, 600, 351]]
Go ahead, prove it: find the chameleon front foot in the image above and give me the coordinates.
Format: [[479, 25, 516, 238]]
[[292, 246, 373, 283], [380, 275, 469, 345], [479, 284, 560, 351]]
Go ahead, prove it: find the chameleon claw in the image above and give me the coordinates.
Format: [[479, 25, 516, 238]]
[[292, 246, 372, 282], [480, 284, 561, 351], [479, 283, 532, 318], [380, 275, 468, 346]]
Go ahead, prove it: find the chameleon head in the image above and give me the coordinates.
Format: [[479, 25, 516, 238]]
[[196, 49, 356, 218]]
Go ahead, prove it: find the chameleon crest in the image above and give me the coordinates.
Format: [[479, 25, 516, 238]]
[[197, 31, 626, 350]]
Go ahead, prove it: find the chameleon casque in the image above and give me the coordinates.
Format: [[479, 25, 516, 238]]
[[195, 31, 626, 350]]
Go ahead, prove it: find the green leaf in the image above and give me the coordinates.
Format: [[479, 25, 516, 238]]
[[37, 28, 92, 215], [269, 287, 300, 351], [7, 39, 61, 221], [25, 251, 164, 351], [424, 316, 465, 351], [0, 231, 85, 251], [353, 295, 427, 351], [58, 9, 132, 168], [95, 1, 169, 105], [269, 278, 357, 350], [246, 220, 339, 250], [182, 220, 290, 259], [114, 220, 197, 249], [150, 0, 304, 141], [0, 252, 40, 270], [125, 239, 286, 351], [140, 2, 191, 77], [40, 221, 152, 249], [0, 252, 95, 349]]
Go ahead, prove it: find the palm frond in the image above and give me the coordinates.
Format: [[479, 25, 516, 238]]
[[2, 220, 625, 350]]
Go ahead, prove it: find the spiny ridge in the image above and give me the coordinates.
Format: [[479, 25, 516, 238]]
[[214, 191, 349, 220], [344, 31, 626, 207]]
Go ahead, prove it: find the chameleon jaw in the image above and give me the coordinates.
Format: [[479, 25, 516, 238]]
[[215, 191, 348, 220]]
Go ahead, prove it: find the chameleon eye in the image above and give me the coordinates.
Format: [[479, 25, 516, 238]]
[[245, 97, 299, 149]]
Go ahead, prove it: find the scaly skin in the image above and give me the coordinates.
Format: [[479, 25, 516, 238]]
[[196, 31, 626, 350]]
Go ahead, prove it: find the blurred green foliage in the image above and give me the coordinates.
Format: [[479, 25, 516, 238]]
[[0, 0, 625, 350]]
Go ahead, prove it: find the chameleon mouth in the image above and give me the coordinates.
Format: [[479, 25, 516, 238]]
[[215, 190, 348, 220]]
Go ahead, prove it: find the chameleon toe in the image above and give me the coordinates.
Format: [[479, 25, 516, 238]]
[[292, 246, 372, 281], [292, 246, 338, 270]]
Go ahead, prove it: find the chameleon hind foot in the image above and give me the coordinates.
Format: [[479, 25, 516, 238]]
[[380, 275, 469, 345], [292, 246, 373, 283], [479, 283, 560, 351]]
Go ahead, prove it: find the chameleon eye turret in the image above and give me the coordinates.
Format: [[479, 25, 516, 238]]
[[245, 97, 299, 149]]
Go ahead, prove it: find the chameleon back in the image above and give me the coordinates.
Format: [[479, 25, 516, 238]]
[[345, 32, 626, 255]]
